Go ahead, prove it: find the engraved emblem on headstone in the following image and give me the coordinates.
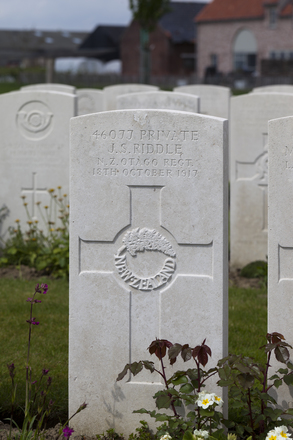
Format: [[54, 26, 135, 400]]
[[114, 227, 176, 291], [17, 101, 53, 140], [235, 133, 268, 231]]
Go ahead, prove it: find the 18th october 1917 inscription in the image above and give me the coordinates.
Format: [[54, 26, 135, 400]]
[[91, 128, 199, 178]]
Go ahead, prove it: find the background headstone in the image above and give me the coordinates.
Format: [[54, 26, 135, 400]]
[[103, 84, 159, 110], [268, 115, 293, 409], [76, 89, 105, 115], [21, 83, 76, 94], [253, 85, 293, 94], [0, 90, 76, 239], [69, 109, 228, 436], [117, 91, 200, 113], [173, 84, 231, 119], [230, 93, 293, 268]]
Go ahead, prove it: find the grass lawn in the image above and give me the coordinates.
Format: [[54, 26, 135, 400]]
[[0, 277, 267, 425], [0, 277, 69, 425]]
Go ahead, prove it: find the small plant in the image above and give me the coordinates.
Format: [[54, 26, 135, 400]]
[[218, 332, 293, 440], [6, 282, 87, 440], [117, 334, 293, 440], [0, 187, 69, 278], [240, 260, 268, 287], [117, 339, 223, 440]]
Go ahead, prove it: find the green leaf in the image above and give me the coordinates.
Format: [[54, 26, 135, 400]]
[[278, 368, 289, 375], [237, 373, 255, 388], [285, 408, 293, 416], [182, 431, 194, 440], [156, 393, 172, 409], [275, 346, 290, 364], [179, 383, 194, 394], [217, 379, 233, 387], [142, 361, 155, 372], [283, 374, 293, 386], [133, 408, 150, 414], [199, 408, 214, 417], [274, 379, 283, 388], [234, 362, 252, 374], [168, 343, 182, 360], [171, 375, 188, 386], [154, 414, 169, 422], [130, 361, 143, 376], [116, 364, 130, 381]]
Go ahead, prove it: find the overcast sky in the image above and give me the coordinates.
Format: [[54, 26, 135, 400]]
[[0, 0, 210, 32]]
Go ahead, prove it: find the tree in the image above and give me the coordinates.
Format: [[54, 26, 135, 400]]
[[129, 0, 170, 83]]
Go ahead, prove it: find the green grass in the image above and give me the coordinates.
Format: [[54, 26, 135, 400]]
[[229, 285, 267, 364], [0, 277, 69, 424], [0, 277, 268, 426]]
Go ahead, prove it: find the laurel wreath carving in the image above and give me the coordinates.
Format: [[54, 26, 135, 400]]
[[122, 227, 176, 258]]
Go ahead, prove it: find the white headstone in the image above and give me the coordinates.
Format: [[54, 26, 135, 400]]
[[117, 91, 200, 113], [69, 109, 229, 435], [0, 90, 76, 239], [173, 85, 231, 119], [76, 89, 104, 115], [230, 93, 293, 268], [103, 83, 159, 110], [21, 83, 76, 94], [253, 85, 293, 94], [268, 115, 293, 408]]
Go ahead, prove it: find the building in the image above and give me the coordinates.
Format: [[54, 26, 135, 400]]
[[121, 1, 206, 79], [79, 25, 126, 61], [196, 0, 293, 79], [0, 29, 88, 68]]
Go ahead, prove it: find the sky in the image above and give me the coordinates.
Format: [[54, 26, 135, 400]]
[[0, 0, 210, 32]]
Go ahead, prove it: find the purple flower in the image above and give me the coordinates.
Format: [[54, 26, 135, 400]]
[[63, 426, 74, 438], [47, 376, 52, 386], [26, 317, 39, 325], [41, 283, 48, 294], [35, 283, 48, 294], [26, 298, 33, 302], [31, 380, 37, 385], [42, 368, 49, 375], [34, 299, 42, 303], [7, 363, 15, 379]]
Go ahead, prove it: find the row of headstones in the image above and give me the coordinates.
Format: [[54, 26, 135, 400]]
[[68, 104, 293, 435], [20, 82, 231, 116], [3, 80, 293, 272], [1, 80, 293, 434], [0, 82, 231, 239]]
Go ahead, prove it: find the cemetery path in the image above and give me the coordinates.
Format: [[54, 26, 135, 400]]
[[0, 265, 51, 280], [229, 268, 263, 289]]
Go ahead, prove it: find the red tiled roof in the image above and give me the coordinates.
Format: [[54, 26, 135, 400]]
[[196, 0, 292, 23], [281, 3, 293, 16]]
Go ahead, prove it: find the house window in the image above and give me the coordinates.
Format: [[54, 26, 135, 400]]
[[269, 7, 277, 28], [210, 54, 218, 68], [233, 29, 257, 73]]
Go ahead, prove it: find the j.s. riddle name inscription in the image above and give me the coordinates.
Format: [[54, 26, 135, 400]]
[[91, 128, 199, 178]]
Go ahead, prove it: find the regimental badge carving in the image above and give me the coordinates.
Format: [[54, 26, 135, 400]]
[[17, 101, 53, 140], [114, 227, 176, 291], [255, 151, 268, 186]]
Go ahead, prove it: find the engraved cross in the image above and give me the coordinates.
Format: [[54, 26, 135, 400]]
[[79, 185, 213, 383], [235, 132, 268, 231], [21, 172, 48, 217]]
